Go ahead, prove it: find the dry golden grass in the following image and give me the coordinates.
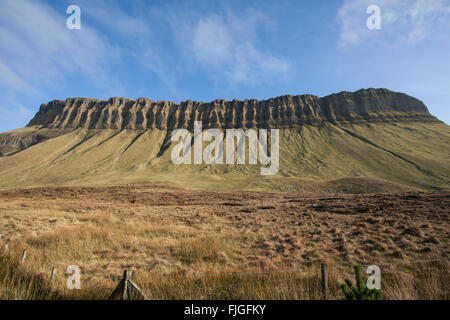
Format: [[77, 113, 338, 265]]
[[0, 185, 448, 300]]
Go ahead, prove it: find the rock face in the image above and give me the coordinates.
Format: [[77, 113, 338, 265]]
[[0, 128, 73, 154], [0, 88, 439, 155], [27, 88, 437, 130]]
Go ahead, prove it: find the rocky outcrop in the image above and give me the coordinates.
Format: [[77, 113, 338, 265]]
[[0, 128, 73, 155], [0, 88, 438, 155], [27, 88, 437, 130]]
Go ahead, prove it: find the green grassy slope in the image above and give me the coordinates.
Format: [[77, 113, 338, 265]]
[[0, 122, 448, 192]]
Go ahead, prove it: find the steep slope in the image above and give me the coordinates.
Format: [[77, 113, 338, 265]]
[[26, 88, 436, 130], [0, 89, 448, 192], [0, 88, 437, 155]]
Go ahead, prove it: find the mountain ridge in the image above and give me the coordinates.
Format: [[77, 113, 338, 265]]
[[27, 88, 438, 131], [1, 88, 448, 192]]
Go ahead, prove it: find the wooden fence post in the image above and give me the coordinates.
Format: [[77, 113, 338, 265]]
[[321, 263, 328, 299], [123, 270, 132, 299], [21, 249, 27, 264], [50, 267, 57, 285], [110, 270, 147, 300]]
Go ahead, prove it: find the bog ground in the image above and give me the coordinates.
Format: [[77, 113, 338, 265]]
[[0, 184, 448, 299]]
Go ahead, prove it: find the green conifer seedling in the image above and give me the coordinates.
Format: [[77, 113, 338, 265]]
[[340, 264, 382, 300]]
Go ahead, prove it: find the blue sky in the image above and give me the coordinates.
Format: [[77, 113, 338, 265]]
[[0, 0, 449, 132]]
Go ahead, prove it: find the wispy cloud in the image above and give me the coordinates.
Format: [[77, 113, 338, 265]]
[[336, 0, 450, 47], [0, 0, 291, 104], [189, 12, 290, 84], [162, 6, 290, 85], [76, 0, 183, 97], [0, 0, 122, 96], [0, 62, 39, 94], [0, 104, 34, 130]]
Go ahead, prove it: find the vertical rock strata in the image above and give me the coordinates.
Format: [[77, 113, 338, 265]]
[[27, 89, 437, 130]]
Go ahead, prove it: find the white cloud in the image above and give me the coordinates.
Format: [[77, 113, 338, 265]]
[[76, 0, 182, 97], [336, 0, 450, 47], [79, 0, 152, 39], [0, 61, 38, 94], [0, 0, 121, 94], [193, 16, 233, 66], [0, 0, 291, 105], [189, 12, 290, 84]]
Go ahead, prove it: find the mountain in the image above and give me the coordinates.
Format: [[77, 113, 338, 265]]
[[0, 88, 448, 192], [26, 88, 436, 131]]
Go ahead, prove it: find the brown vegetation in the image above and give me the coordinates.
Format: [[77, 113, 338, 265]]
[[0, 185, 448, 299]]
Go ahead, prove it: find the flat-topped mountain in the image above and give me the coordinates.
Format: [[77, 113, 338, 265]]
[[27, 88, 437, 130], [0, 88, 448, 192]]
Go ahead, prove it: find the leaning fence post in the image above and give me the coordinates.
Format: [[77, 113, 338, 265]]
[[321, 263, 328, 299], [122, 270, 131, 299], [21, 249, 27, 264], [50, 267, 57, 285], [110, 270, 147, 300]]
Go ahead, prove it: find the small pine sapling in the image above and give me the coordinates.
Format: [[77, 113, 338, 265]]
[[340, 264, 382, 300]]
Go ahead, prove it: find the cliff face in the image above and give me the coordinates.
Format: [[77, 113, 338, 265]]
[[1, 89, 448, 190], [27, 88, 437, 130]]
